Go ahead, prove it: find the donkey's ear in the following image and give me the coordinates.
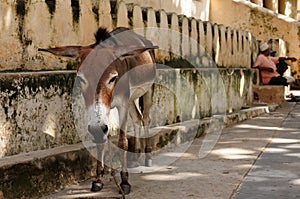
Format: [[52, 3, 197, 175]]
[[39, 46, 93, 62], [118, 45, 158, 60], [38, 46, 82, 58]]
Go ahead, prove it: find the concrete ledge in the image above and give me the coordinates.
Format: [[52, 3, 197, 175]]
[[0, 105, 276, 199], [253, 85, 285, 105]]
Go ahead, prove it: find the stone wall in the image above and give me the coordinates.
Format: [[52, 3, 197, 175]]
[[0, 71, 79, 157], [0, 68, 256, 158], [0, 0, 258, 71]]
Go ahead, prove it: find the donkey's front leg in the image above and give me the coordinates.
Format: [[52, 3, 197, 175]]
[[118, 105, 131, 195], [91, 144, 105, 192]]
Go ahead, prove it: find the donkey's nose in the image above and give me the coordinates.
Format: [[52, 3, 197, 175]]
[[88, 124, 108, 134], [101, 125, 108, 134], [88, 124, 109, 143]]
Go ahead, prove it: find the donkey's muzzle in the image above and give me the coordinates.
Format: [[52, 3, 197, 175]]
[[88, 124, 108, 143]]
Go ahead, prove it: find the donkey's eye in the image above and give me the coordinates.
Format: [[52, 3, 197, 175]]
[[108, 76, 118, 84]]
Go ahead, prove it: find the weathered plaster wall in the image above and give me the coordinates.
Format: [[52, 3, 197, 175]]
[[210, 0, 300, 87], [0, 0, 258, 71], [150, 68, 254, 126], [0, 68, 255, 158], [0, 71, 80, 157]]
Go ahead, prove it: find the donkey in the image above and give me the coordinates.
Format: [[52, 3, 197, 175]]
[[39, 27, 157, 194]]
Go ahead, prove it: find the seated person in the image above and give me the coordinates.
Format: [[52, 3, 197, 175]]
[[252, 43, 297, 86]]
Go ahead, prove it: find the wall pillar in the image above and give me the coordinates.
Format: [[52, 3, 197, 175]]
[[198, 20, 207, 66], [132, 5, 144, 31], [232, 29, 238, 67], [156, 10, 170, 63], [170, 13, 180, 58], [237, 30, 244, 67], [218, 25, 227, 66], [226, 27, 233, 67], [190, 18, 200, 65], [279, 0, 298, 19], [244, 31, 251, 68], [99, 0, 113, 31], [205, 22, 213, 58], [263, 0, 279, 13], [198, 21, 205, 52], [146, 8, 158, 44], [250, 0, 264, 6], [213, 24, 221, 66], [268, 38, 287, 57], [116, 1, 129, 28], [297, 0, 300, 20], [181, 16, 190, 58]]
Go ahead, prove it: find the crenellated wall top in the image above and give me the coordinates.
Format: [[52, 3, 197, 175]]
[[0, 0, 258, 71]]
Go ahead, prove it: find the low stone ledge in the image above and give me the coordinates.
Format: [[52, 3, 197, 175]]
[[0, 105, 275, 199], [0, 143, 95, 199]]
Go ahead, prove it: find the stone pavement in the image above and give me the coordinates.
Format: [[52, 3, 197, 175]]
[[233, 103, 300, 199], [43, 101, 300, 199]]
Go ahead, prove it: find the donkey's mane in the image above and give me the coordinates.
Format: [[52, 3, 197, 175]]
[[93, 27, 131, 47], [94, 27, 110, 45]]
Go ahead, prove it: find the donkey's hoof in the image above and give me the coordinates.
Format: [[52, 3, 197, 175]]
[[120, 183, 131, 195], [91, 181, 104, 192]]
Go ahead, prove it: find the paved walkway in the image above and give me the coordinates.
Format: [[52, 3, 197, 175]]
[[43, 102, 300, 199], [233, 103, 300, 199]]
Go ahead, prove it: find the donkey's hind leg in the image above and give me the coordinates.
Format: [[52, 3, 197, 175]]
[[127, 98, 143, 168], [141, 89, 153, 167]]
